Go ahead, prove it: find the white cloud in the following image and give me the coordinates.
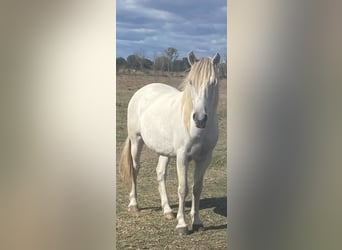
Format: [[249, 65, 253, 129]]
[[129, 28, 155, 33], [117, 39, 145, 44], [117, 27, 156, 35], [118, 0, 183, 22]]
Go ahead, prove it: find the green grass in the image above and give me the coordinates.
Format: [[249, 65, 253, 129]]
[[116, 74, 227, 249]]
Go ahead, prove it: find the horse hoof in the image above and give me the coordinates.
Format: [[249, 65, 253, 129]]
[[128, 205, 139, 213], [192, 224, 205, 232], [164, 212, 175, 220], [176, 227, 189, 235]]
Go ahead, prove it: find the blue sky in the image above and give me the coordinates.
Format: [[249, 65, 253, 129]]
[[116, 0, 227, 61]]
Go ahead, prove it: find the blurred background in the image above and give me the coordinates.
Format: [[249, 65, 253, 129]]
[[229, 1, 342, 249], [0, 1, 115, 250], [0, 0, 341, 249]]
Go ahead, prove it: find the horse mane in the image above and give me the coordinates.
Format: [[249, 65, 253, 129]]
[[180, 57, 219, 131]]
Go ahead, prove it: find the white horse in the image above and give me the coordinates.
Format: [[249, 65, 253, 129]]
[[120, 51, 220, 235]]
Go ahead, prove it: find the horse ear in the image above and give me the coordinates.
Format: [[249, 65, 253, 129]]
[[188, 51, 198, 66], [211, 53, 220, 65]]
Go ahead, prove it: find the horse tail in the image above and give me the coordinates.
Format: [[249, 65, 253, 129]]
[[119, 137, 133, 186]]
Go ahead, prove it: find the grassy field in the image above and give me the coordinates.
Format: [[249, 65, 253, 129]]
[[116, 72, 227, 249]]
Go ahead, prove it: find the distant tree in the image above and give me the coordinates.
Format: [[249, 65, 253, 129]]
[[171, 57, 190, 72], [134, 49, 145, 70], [153, 52, 157, 72], [154, 55, 169, 72], [143, 58, 153, 70], [218, 54, 227, 78], [116, 57, 126, 69], [172, 59, 183, 72], [218, 62, 227, 78], [172, 58, 189, 72], [164, 47, 178, 72], [182, 57, 190, 70], [126, 54, 140, 69]]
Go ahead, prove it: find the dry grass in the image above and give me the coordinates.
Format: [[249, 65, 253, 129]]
[[116, 73, 227, 249]]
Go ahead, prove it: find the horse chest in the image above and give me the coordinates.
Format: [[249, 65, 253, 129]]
[[187, 136, 215, 158]]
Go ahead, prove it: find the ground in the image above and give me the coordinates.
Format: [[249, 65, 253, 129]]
[[116, 72, 227, 249]]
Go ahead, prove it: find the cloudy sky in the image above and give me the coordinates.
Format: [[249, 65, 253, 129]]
[[116, 0, 227, 61]]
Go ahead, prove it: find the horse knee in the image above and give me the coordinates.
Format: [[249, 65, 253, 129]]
[[156, 168, 165, 182], [178, 185, 189, 198], [132, 164, 139, 177], [156, 156, 169, 181], [193, 182, 203, 196]]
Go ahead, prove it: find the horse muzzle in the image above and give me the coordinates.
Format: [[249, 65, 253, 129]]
[[193, 113, 208, 128]]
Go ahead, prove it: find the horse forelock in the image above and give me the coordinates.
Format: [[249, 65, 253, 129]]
[[180, 58, 219, 131]]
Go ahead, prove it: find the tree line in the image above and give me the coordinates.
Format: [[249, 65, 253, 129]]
[[116, 47, 227, 78]]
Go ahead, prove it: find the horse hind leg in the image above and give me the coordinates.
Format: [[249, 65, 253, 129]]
[[128, 135, 143, 212], [156, 155, 174, 219]]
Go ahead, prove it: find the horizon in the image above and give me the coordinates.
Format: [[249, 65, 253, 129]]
[[116, 51, 226, 63]]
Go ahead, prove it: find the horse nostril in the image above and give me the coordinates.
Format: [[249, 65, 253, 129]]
[[193, 113, 208, 123]]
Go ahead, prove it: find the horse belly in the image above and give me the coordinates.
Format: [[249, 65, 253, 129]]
[[140, 123, 177, 156], [139, 107, 181, 157]]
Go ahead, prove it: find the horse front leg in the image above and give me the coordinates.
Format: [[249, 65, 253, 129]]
[[175, 151, 189, 235], [191, 152, 212, 232]]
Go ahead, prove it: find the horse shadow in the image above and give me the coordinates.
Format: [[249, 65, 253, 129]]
[[180, 196, 227, 231], [181, 197, 227, 218], [141, 197, 227, 217], [140, 197, 227, 231]]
